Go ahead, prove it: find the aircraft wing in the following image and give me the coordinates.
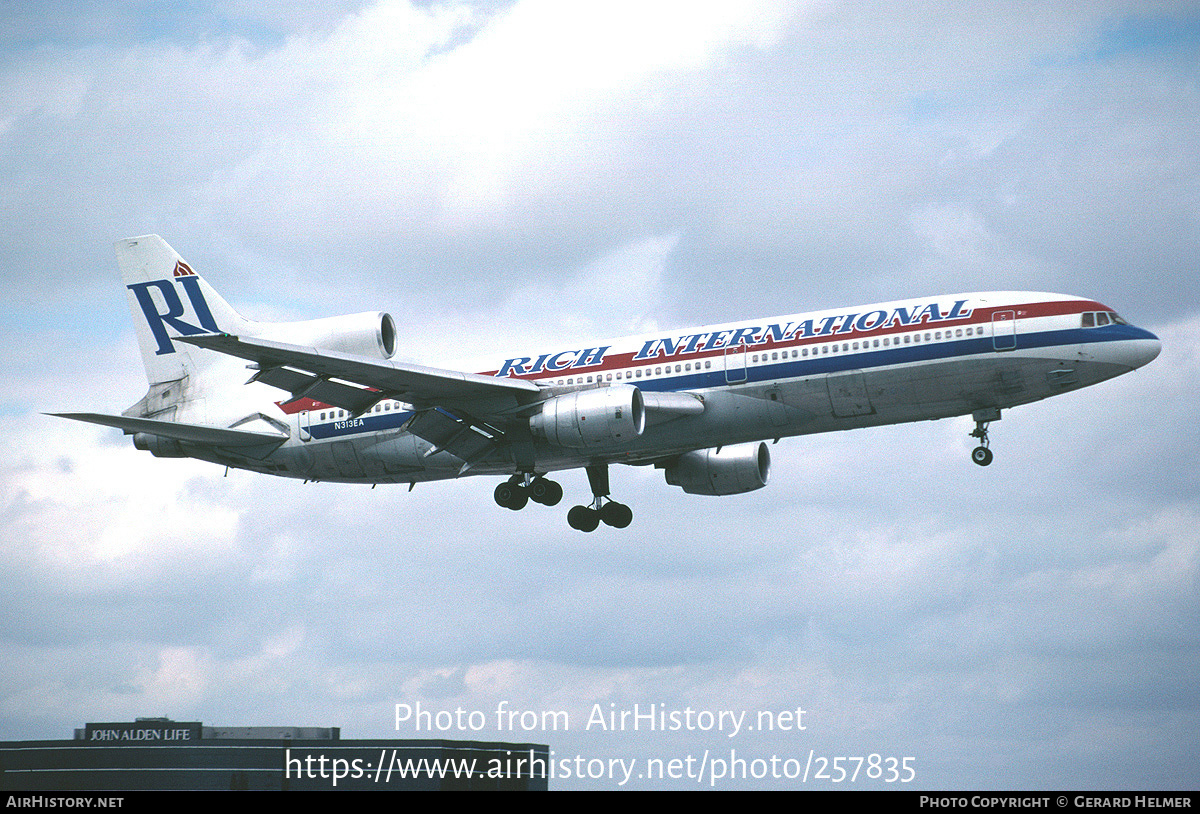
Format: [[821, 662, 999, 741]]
[[178, 333, 543, 416], [177, 334, 706, 470]]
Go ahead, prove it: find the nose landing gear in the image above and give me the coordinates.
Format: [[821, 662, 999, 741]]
[[970, 408, 1001, 467], [971, 443, 993, 467]]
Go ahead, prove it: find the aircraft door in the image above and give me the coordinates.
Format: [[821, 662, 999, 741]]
[[725, 343, 748, 383], [992, 311, 1017, 351], [298, 410, 311, 442]]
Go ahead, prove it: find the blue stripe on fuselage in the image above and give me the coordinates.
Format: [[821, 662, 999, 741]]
[[307, 408, 414, 440], [307, 324, 1144, 438]]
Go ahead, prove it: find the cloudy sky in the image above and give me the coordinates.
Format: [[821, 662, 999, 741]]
[[2, 0, 1198, 790]]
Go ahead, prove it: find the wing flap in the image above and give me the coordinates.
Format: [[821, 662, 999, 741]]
[[405, 407, 501, 466], [253, 366, 382, 413]]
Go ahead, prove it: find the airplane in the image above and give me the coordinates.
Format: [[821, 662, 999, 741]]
[[52, 235, 1162, 531]]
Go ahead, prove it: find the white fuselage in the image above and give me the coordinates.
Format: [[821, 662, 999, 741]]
[[230, 290, 1159, 484]]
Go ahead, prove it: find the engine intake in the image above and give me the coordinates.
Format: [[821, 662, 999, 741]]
[[663, 442, 771, 496], [530, 385, 645, 449]]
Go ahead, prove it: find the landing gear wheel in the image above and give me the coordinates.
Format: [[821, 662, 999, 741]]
[[566, 463, 635, 531], [494, 479, 528, 510], [567, 505, 600, 532], [599, 501, 633, 529], [530, 478, 563, 506], [971, 446, 993, 467]]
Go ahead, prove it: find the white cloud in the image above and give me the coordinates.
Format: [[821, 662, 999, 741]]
[[1, 0, 1198, 789]]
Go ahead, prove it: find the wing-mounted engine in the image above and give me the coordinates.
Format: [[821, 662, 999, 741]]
[[254, 312, 397, 360], [529, 385, 645, 448], [661, 442, 771, 495]]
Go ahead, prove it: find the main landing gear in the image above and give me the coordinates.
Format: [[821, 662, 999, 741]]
[[494, 473, 563, 510], [970, 408, 1001, 467], [494, 464, 633, 531], [567, 464, 632, 532]]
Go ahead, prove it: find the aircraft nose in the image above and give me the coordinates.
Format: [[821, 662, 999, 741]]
[[1121, 327, 1161, 370]]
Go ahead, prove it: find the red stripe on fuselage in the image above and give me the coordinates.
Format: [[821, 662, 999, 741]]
[[487, 298, 1104, 381], [274, 297, 1106, 416]]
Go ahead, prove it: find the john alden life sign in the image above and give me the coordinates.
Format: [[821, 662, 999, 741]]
[[84, 721, 202, 744]]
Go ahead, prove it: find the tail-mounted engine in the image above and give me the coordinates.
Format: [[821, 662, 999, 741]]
[[662, 442, 771, 495], [255, 312, 397, 359], [530, 385, 645, 448]]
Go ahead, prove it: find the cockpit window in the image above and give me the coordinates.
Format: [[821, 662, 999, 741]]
[[1083, 311, 1129, 328]]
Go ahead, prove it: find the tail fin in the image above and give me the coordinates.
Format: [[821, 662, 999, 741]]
[[116, 235, 250, 386]]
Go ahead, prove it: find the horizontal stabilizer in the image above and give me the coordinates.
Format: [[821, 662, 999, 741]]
[[48, 412, 288, 449]]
